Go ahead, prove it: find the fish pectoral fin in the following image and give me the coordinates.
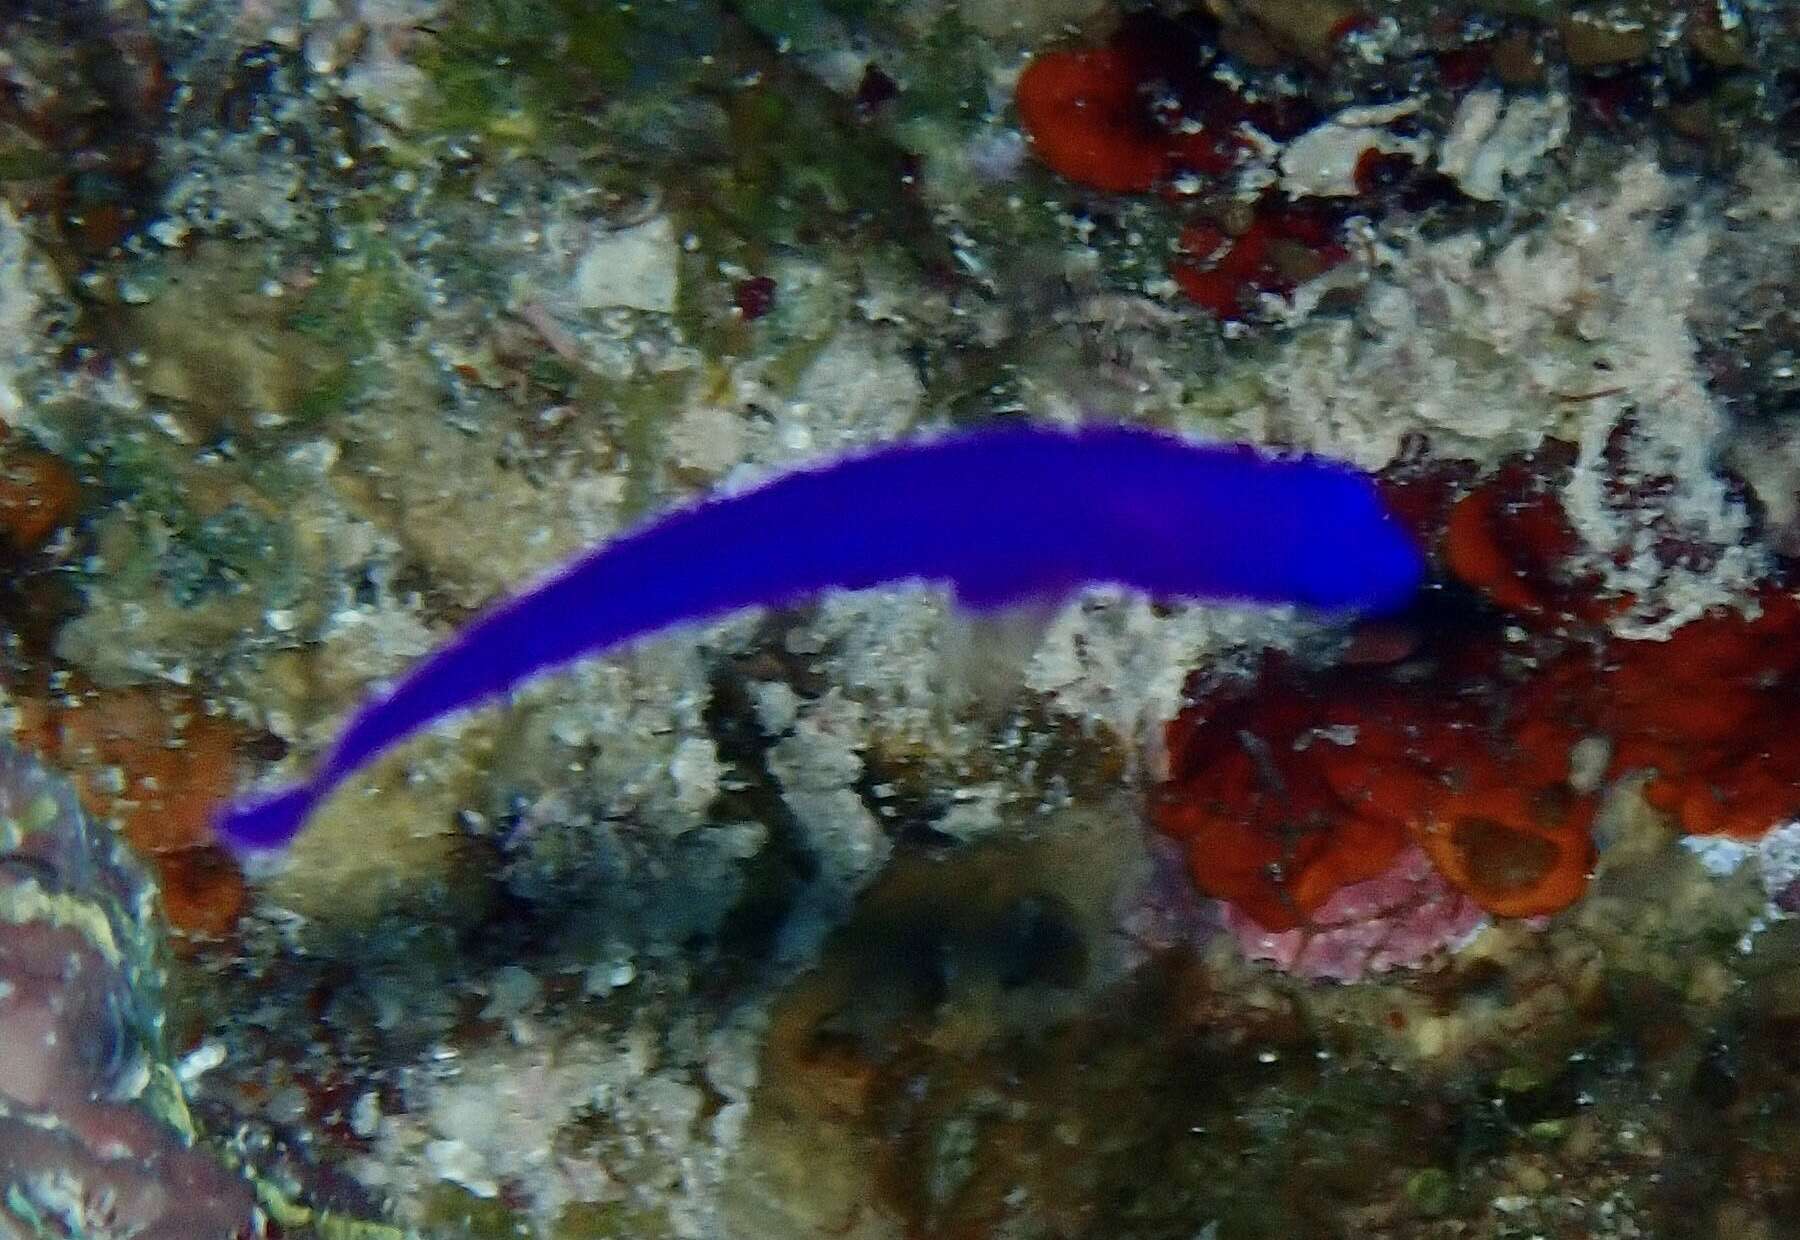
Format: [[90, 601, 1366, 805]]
[[940, 596, 1066, 719]]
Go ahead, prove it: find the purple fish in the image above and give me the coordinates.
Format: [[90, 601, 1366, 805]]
[[216, 424, 1422, 850]]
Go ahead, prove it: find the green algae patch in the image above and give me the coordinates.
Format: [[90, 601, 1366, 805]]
[[709, 59, 932, 249], [0, 144, 58, 183], [285, 228, 425, 356], [667, 61, 940, 358], [100, 240, 379, 436], [46, 412, 307, 680], [410, 1182, 677, 1240], [253, 1178, 410, 1240], [554, 1200, 674, 1239], [419, 0, 722, 148], [734, 0, 877, 57], [1404, 1166, 1455, 1216], [418, 1183, 534, 1239]]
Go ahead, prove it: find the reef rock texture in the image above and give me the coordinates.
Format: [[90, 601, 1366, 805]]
[[12, 0, 1800, 1235], [0, 743, 257, 1239]]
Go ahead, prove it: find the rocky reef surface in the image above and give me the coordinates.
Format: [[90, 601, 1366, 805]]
[[5, 1, 1800, 1237], [0, 740, 256, 1238]]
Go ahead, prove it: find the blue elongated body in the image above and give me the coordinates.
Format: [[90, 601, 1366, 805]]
[[217, 424, 1422, 850]]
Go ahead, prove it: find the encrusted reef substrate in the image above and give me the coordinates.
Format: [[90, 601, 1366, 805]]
[[7, 0, 1800, 1236], [717, 773, 1800, 1239], [0, 741, 257, 1238]]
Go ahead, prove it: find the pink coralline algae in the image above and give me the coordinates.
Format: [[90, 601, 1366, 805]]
[[1123, 838, 1486, 983], [0, 743, 258, 1238], [1219, 846, 1488, 983]]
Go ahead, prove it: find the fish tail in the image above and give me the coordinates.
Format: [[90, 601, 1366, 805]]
[[213, 782, 317, 852]]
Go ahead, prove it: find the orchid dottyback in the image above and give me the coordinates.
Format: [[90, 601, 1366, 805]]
[[216, 424, 1423, 851]]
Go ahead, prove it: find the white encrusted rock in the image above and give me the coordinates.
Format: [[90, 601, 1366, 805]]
[[1437, 89, 1570, 202], [572, 215, 681, 314]]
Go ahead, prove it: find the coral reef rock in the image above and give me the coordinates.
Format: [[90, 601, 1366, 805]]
[[0, 742, 256, 1238]]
